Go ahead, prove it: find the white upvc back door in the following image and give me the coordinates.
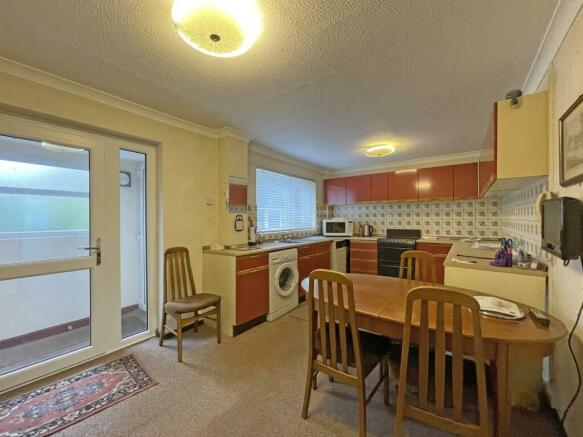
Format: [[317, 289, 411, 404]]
[[0, 113, 110, 392]]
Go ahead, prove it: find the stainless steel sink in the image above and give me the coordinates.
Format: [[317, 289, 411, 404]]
[[228, 245, 263, 251]]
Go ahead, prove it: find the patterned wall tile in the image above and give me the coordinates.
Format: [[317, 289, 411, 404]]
[[499, 178, 547, 258], [326, 199, 501, 238]]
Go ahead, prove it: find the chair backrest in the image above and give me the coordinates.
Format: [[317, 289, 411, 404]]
[[395, 286, 489, 437], [399, 250, 436, 282], [163, 247, 196, 303], [307, 269, 363, 382]]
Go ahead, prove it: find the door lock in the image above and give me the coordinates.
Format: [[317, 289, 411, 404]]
[[79, 238, 101, 265]]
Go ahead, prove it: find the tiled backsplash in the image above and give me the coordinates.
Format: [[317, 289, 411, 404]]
[[248, 178, 546, 255], [247, 204, 331, 240], [332, 200, 501, 239], [499, 178, 547, 258]]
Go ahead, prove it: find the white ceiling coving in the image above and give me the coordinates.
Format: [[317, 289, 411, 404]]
[[0, 0, 559, 170]]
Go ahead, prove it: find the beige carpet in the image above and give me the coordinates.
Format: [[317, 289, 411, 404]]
[[1, 309, 562, 436]]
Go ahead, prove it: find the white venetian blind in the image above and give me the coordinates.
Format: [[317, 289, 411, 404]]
[[256, 168, 316, 232]]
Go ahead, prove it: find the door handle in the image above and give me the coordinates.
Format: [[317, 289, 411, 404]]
[[79, 238, 101, 265]]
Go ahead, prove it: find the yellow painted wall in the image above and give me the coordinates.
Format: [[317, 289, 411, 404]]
[[541, 8, 583, 436], [0, 72, 219, 292], [218, 135, 249, 246]]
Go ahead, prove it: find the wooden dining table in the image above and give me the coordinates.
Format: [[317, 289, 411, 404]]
[[300, 273, 567, 437]]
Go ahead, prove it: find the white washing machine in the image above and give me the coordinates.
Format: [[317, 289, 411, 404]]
[[267, 248, 299, 321]]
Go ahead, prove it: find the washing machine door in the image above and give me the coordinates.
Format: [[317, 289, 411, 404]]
[[274, 262, 299, 297]]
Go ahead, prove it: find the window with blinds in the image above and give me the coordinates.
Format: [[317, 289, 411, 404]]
[[256, 168, 316, 232]]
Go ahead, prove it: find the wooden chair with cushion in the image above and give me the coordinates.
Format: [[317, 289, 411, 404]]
[[159, 247, 221, 362], [394, 286, 489, 437], [399, 250, 436, 283], [301, 269, 391, 437]]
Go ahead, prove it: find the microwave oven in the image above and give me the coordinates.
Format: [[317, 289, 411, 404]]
[[541, 197, 583, 261], [322, 218, 354, 236]]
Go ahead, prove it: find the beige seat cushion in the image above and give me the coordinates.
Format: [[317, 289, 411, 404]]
[[164, 293, 220, 314]]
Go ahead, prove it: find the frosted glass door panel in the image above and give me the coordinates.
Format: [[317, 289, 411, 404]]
[[0, 135, 89, 265]]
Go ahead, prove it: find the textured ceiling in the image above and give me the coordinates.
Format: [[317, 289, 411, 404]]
[[0, 0, 558, 170]]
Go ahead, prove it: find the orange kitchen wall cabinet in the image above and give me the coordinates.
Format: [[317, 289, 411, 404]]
[[418, 165, 454, 200], [325, 178, 347, 205], [346, 175, 371, 203], [453, 163, 478, 199], [479, 104, 497, 197], [370, 172, 389, 201], [387, 171, 418, 201]]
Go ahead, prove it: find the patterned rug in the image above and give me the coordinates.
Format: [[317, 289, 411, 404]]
[[0, 355, 156, 436]]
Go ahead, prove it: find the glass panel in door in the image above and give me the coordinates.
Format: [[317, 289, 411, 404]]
[[0, 270, 90, 376], [0, 129, 103, 390], [120, 149, 148, 338], [0, 135, 90, 264]]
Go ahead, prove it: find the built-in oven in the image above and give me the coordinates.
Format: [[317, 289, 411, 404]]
[[322, 218, 353, 237], [377, 243, 415, 277], [377, 229, 421, 278]]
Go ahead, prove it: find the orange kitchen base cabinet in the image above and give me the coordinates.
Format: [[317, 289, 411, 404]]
[[236, 267, 269, 326], [350, 240, 378, 274], [298, 242, 331, 299], [203, 252, 270, 337], [416, 243, 452, 284]]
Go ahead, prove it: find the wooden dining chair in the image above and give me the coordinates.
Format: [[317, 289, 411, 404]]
[[301, 269, 391, 437], [399, 250, 436, 283], [394, 286, 489, 437], [159, 247, 221, 362]]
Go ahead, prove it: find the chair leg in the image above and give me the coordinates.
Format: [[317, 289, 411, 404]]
[[158, 311, 167, 346], [301, 360, 315, 419], [216, 302, 221, 344], [357, 381, 367, 437], [176, 314, 183, 363], [383, 357, 390, 406], [194, 311, 198, 332], [312, 372, 318, 390]]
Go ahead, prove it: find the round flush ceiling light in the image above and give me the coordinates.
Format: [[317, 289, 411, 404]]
[[365, 144, 396, 157], [172, 0, 262, 58]]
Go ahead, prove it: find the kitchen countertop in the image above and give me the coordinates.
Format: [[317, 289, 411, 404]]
[[444, 241, 547, 277], [204, 235, 387, 256], [204, 237, 547, 277], [203, 235, 460, 257]]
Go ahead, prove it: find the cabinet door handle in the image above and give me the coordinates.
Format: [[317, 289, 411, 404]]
[[237, 265, 269, 276], [240, 253, 267, 260]]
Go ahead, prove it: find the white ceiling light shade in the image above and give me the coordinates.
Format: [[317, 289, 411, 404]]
[[172, 0, 262, 58], [365, 144, 396, 157]]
